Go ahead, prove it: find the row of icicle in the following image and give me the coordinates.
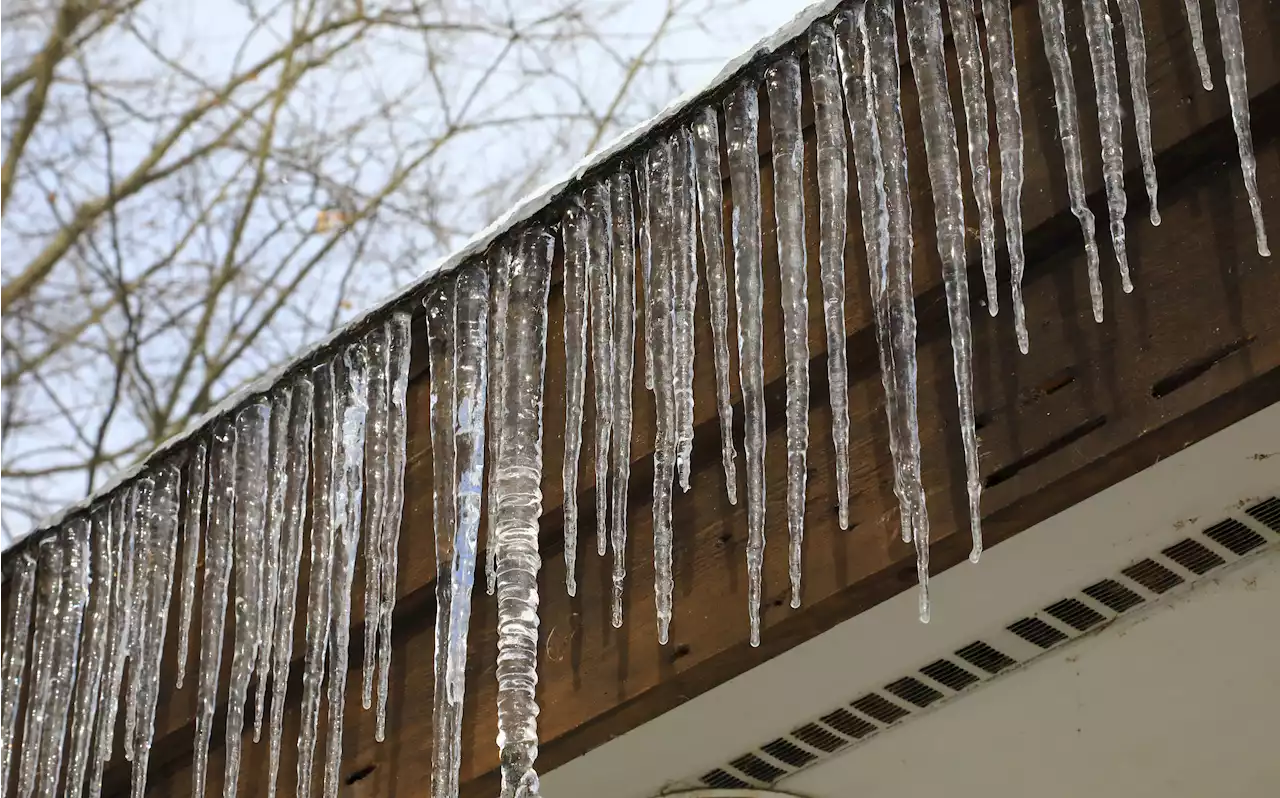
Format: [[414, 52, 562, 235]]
[[1, 1, 1270, 797]]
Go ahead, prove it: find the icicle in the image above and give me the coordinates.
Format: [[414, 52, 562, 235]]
[[426, 277, 462, 798], [492, 226, 553, 798], [835, 8, 911, 553], [1, 550, 36, 793], [982, 0, 1029, 352], [374, 312, 411, 742], [16, 540, 61, 798], [647, 135, 678, 647], [487, 249, 511, 598], [123, 480, 152, 763], [323, 342, 369, 798], [255, 390, 291, 743], [691, 107, 739, 506], [63, 506, 113, 798], [225, 402, 270, 798], [363, 329, 389, 715], [609, 167, 637, 628], [638, 159, 656, 396], [1082, 0, 1134, 293], [193, 419, 236, 798], [267, 377, 314, 798], [671, 128, 698, 492], [765, 54, 811, 610], [88, 490, 136, 798], [905, 0, 983, 565], [725, 81, 767, 646], [1183, 0, 1214, 90], [37, 522, 88, 798], [945, 0, 999, 314], [297, 362, 338, 798], [1215, 0, 1270, 256], [131, 464, 181, 798], [587, 181, 616, 550], [870, 0, 930, 620], [1115, 0, 1160, 226], [562, 196, 589, 596], [1038, 0, 1105, 322], [450, 265, 488, 702], [176, 440, 207, 689], [809, 23, 851, 533]]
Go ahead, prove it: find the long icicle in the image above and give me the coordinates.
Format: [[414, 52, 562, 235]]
[[450, 265, 489, 703], [671, 127, 698, 492], [835, 8, 914, 559], [648, 135, 678, 646], [1, 550, 36, 793], [375, 312, 411, 742], [609, 167, 637, 628], [725, 81, 767, 646], [63, 505, 113, 798], [193, 420, 235, 798], [131, 464, 181, 798], [1082, 0, 1135, 293], [870, 0, 931, 619], [267, 376, 313, 798], [427, 277, 461, 798], [691, 107, 739, 506], [905, 0, 983, 564], [562, 196, 589, 596], [225, 401, 270, 798], [1183, 0, 1214, 90], [587, 180, 616, 551], [323, 342, 369, 798], [255, 389, 291, 743], [1038, 0, 1104, 322], [16, 539, 62, 798], [982, 0, 1029, 352], [810, 22, 852, 533], [946, 0, 999, 314], [1116, 0, 1160, 226], [122, 481, 151, 765], [493, 226, 553, 798], [487, 249, 511, 597], [175, 440, 207, 690], [297, 361, 338, 798], [363, 328, 390, 714], [639, 156, 655, 395], [1214, 0, 1270, 256], [88, 490, 137, 798], [37, 521, 88, 798], [766, 54, 811, 609]]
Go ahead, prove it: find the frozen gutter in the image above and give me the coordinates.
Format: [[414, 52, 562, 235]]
[[2, 0, 848, 564]]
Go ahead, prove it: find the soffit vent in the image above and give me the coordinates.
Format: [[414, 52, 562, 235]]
[[689, 498, 1279, 791]]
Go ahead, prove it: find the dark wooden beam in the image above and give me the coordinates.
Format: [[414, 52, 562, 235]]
[[52, 0, 1280, 795]]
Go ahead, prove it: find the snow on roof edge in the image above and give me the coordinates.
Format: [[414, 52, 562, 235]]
[[3, 0, 844, 560]]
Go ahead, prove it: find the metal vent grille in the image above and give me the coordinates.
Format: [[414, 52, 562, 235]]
[[955, 640, 1016, 674], [1008, 617, 1070, 648], [851, 693, 910, 724], [1044, 597, 1106, 631], [919, 658, 980, 692], [884, 676, 943, 708], [1082, 578, 1145, 613], [1121, 558, 1184, 594], [1202, 519, 1266, 556], [1245, 497, 1280, 531], [820, 708, 876, 739], [761, 738, 817, 768], [692, 499, 1277, 791], [1163, 538, 1226, 574], [792, 722, 848, 753]]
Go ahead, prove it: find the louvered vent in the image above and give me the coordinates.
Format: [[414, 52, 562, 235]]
[[691, 498, 1278, 791]]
